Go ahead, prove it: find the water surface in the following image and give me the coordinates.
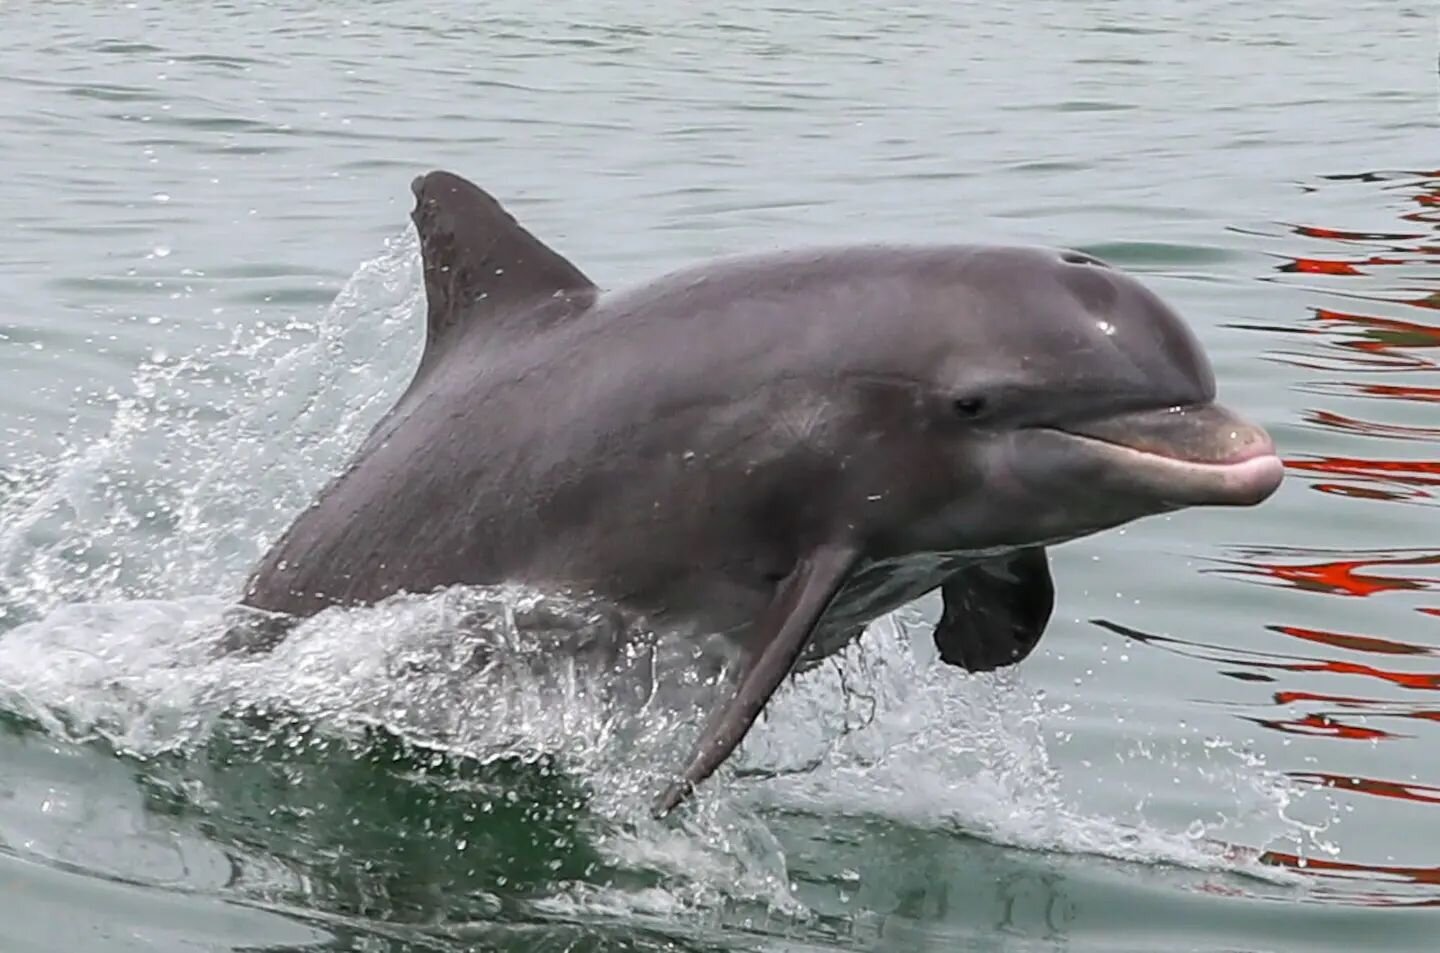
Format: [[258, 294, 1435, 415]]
[[1, 2, 1436, 951]]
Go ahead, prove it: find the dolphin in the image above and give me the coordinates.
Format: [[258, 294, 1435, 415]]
[[238, 170, 1283, 815]]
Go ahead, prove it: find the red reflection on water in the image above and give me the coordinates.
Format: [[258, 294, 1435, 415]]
[[1396, 291, 1440, 311], [1399, 175, 1440, 226], [1400, 210, 1440, 226], [1192, 839, 1440, 908], [1093, 620, 1440, 691], [1291, 224, 1426, 242], [1289, 771, 1440, 806], [1186, 551, 1440, 685], [1285, 456, 1440, 501], [1260, 306, 1440, 374], [1268, 690, 1440, 733], [1194, 168, 1440, 906], [1320, 382, 1440, 404], [1286, 457, 1440, 481], [1271, 623, 1435, 656], [1266, 350, 1434, 374], [1243, 712, 1399, 740], [1305, 408, 1440, 441], [1279, 256, 1411, 276], [1260, 851, 1440, 888], [1211, 549, 1440, 598], [1273, 689, 1386, 706], [1312, 308, 1440, 352], [1259, 656, 1440, 691], [1297, 662, 1440, 692]]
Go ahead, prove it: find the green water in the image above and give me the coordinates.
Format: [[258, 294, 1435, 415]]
[[1, 2, 1436, 950]]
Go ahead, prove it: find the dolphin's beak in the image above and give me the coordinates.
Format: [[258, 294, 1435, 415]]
[[1046, 403, 1284, 507]]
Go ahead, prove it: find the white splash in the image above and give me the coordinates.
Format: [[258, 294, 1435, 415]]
[[0, 228, 424, 623]]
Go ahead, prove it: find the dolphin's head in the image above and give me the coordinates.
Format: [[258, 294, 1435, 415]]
[[854, 246, 1283, 555]]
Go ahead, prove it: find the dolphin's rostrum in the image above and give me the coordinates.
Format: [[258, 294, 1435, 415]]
[[238, 170, 1284, 815]]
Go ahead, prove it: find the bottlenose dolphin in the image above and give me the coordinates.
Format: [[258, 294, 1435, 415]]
[[239, 170, 1283, 815]]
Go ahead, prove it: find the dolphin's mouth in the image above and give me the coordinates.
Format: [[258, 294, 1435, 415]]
[[1041, 403, 1284, 507]]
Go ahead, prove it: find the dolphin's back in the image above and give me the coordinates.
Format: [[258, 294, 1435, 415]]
[[240, 243, 947, 619]]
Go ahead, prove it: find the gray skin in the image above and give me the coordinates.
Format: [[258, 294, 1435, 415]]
[[238, 170, 1284, 815]]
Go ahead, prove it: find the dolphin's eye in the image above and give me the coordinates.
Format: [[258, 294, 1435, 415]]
[[952, 396, 989, 419]]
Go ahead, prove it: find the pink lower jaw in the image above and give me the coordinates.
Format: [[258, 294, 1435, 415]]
[[1205, 452, 1285, 505]]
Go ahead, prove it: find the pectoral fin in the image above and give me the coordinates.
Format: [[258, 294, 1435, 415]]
[[652, 542, 859, 817], [933, 547, 1053, 672]]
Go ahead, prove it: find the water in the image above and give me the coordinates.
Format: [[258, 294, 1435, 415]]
[[0, 1, 1435, 950]]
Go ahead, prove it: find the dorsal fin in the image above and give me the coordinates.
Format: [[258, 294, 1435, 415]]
[[408, 170, 597, 367]]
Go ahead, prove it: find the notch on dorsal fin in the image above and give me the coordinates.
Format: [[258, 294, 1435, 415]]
[[409, 170, 597, 369]]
